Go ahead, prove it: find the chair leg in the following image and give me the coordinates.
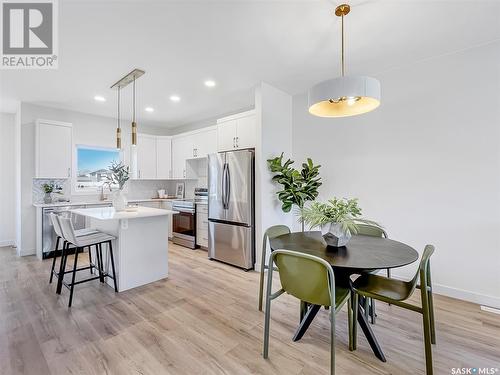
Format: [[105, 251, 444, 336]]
[[330, 298, 336, 375], [428, 288, 436, 345], [387, 269, 391, 278], [68, 247, 80, 308], [49, 236, 60, 283], [364, 297, 370, 320], [258, 242, 267, 311], [107, 241, 119, 292], [370, 299, 376, 324], [56, 242, 68, 294], [88, 246, 93, 275], [420, 281, 434, 375], [347, 296, 353, 351], [263, 263, 274, 359], [352, 292, 358, 350]]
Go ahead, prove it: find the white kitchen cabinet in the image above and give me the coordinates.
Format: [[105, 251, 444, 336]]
[[192, 127, 217, 157], [35, 120, 73, 179], [235, 114, 256, 149], [163, 201, 174, 239], [137, 134, 157, 179], [196, 204, 208, 248], [217, 120, 237, 152], [171, 135, 192, 178], [217, 110, 255, 152], [156, 137, 172, 179]]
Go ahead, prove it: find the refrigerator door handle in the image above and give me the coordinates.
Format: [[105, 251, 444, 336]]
[[225, 163, 231, 210], [222, 163, 228, 209]]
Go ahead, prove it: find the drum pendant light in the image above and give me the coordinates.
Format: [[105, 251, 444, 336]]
[[116, 87, 122, 149], [308, 4, 381, 118]]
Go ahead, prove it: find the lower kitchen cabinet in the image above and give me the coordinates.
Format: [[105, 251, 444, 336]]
[[196, 204, 208, 248]]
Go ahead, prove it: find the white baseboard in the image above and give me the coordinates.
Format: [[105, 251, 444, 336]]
[[432, 283, 500, 309], [19, 248, 36, 257], [389, 272, 500, 309], [481, 305, 500, 315], [0, 239, 15, 247]]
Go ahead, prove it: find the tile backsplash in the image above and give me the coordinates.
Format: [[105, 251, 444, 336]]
[[32, 178, 207, 204]]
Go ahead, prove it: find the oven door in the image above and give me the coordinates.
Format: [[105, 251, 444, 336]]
[[172, 207, 195, 242]]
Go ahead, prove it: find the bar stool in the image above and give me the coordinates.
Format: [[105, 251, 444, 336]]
[[48, 212, 99, 285], [57, 216, 119, 307]]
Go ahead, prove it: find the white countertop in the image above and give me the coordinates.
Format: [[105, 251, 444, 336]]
[[71, 206, 177, 220], [33, 198, 177, 208]]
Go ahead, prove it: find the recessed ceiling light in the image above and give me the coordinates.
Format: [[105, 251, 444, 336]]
[[170, 95, 181, 102], [94, 95, 106, 102], [145, 107, 154, 112], [204, 80, 216, 88]]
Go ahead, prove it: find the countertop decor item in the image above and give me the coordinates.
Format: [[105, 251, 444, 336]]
[[300, 197, 380, 247], [308, 3, 381, 117], [267, 153, 322, 231], [41, 181, 62, 204], [105, 161, 130, 211]]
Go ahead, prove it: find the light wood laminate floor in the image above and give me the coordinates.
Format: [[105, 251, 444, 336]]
[[0, 244, 499, 374]]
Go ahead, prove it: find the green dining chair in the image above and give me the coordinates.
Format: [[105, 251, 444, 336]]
[[258, 225, 291, 311], [351, 245, 436, 375], [263, 249, 353, 375], [355, 223, 389, 324]]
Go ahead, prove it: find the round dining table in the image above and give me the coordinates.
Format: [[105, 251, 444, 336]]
[[269, 231, 419, 362]]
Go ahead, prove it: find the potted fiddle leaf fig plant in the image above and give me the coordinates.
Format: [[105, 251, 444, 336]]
[[104, 161, 130, 211], [267, 153, 322, 231], [300, 197, 381, 247]]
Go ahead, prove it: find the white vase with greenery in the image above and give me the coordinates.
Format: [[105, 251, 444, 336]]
[[105, 162, 130, 212], [300, 197, 381, 247]]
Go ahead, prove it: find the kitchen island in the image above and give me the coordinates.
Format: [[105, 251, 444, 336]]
[[71, 206, 177, 292]]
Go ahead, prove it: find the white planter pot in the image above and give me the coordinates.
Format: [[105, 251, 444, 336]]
[[112, 190, 128, 212], [322, 222, 351, 247]]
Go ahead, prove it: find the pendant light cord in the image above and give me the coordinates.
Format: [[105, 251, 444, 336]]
[[133, 76, 136, 122], [117, 87, 121, 129], [341, 13, 345, 77]]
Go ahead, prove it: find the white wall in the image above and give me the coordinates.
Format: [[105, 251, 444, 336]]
[[0, 113, 16, 246], [19, 103, 170, 255], [255, 82, 293, 267], [292, 41, 500, 308]]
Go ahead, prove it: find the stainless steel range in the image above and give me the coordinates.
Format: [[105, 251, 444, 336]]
[[172, 188, 207, 249]]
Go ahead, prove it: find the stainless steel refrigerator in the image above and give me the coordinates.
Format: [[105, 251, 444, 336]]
[[208, 149, 254, 270]]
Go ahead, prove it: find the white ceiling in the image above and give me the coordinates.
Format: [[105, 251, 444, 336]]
[[1, 0, 499, 127]]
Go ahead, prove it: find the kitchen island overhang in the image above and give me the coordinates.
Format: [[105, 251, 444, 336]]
[[71, 206, 177, 292]]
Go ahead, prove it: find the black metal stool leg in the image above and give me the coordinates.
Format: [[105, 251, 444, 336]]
[[107, 241, 118, 292], [68, 247, 80, 307], [49, 236, 60, 283], [56, 241, 68, 294], [96, 244, 104, 283], [88, 246, 93, 275]]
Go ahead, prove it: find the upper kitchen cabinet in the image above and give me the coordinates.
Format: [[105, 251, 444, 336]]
[[156, 136, 172, 179], [217, 110, 256, 152], [171, 134, 192, 179], [137, 134, 157, 179], [35, 120, 73, 179], [192, 127, 217, 158]]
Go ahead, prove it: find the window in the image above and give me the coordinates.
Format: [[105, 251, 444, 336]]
[[76, 145, 121, 190]]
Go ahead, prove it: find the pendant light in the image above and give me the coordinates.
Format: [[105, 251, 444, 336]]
[[131, 76, 137, 146], [116, 87, 121, 149], [308, 3, 380, 118]]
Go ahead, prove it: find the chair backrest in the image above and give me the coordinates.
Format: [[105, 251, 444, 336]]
[[58, 216, 78, 245], [355, 223, 387, 238], [263, 225, 290, 258], [271, 249, 335, 307], [409, 244, 435, 292], [49, 213, 64, 238]]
